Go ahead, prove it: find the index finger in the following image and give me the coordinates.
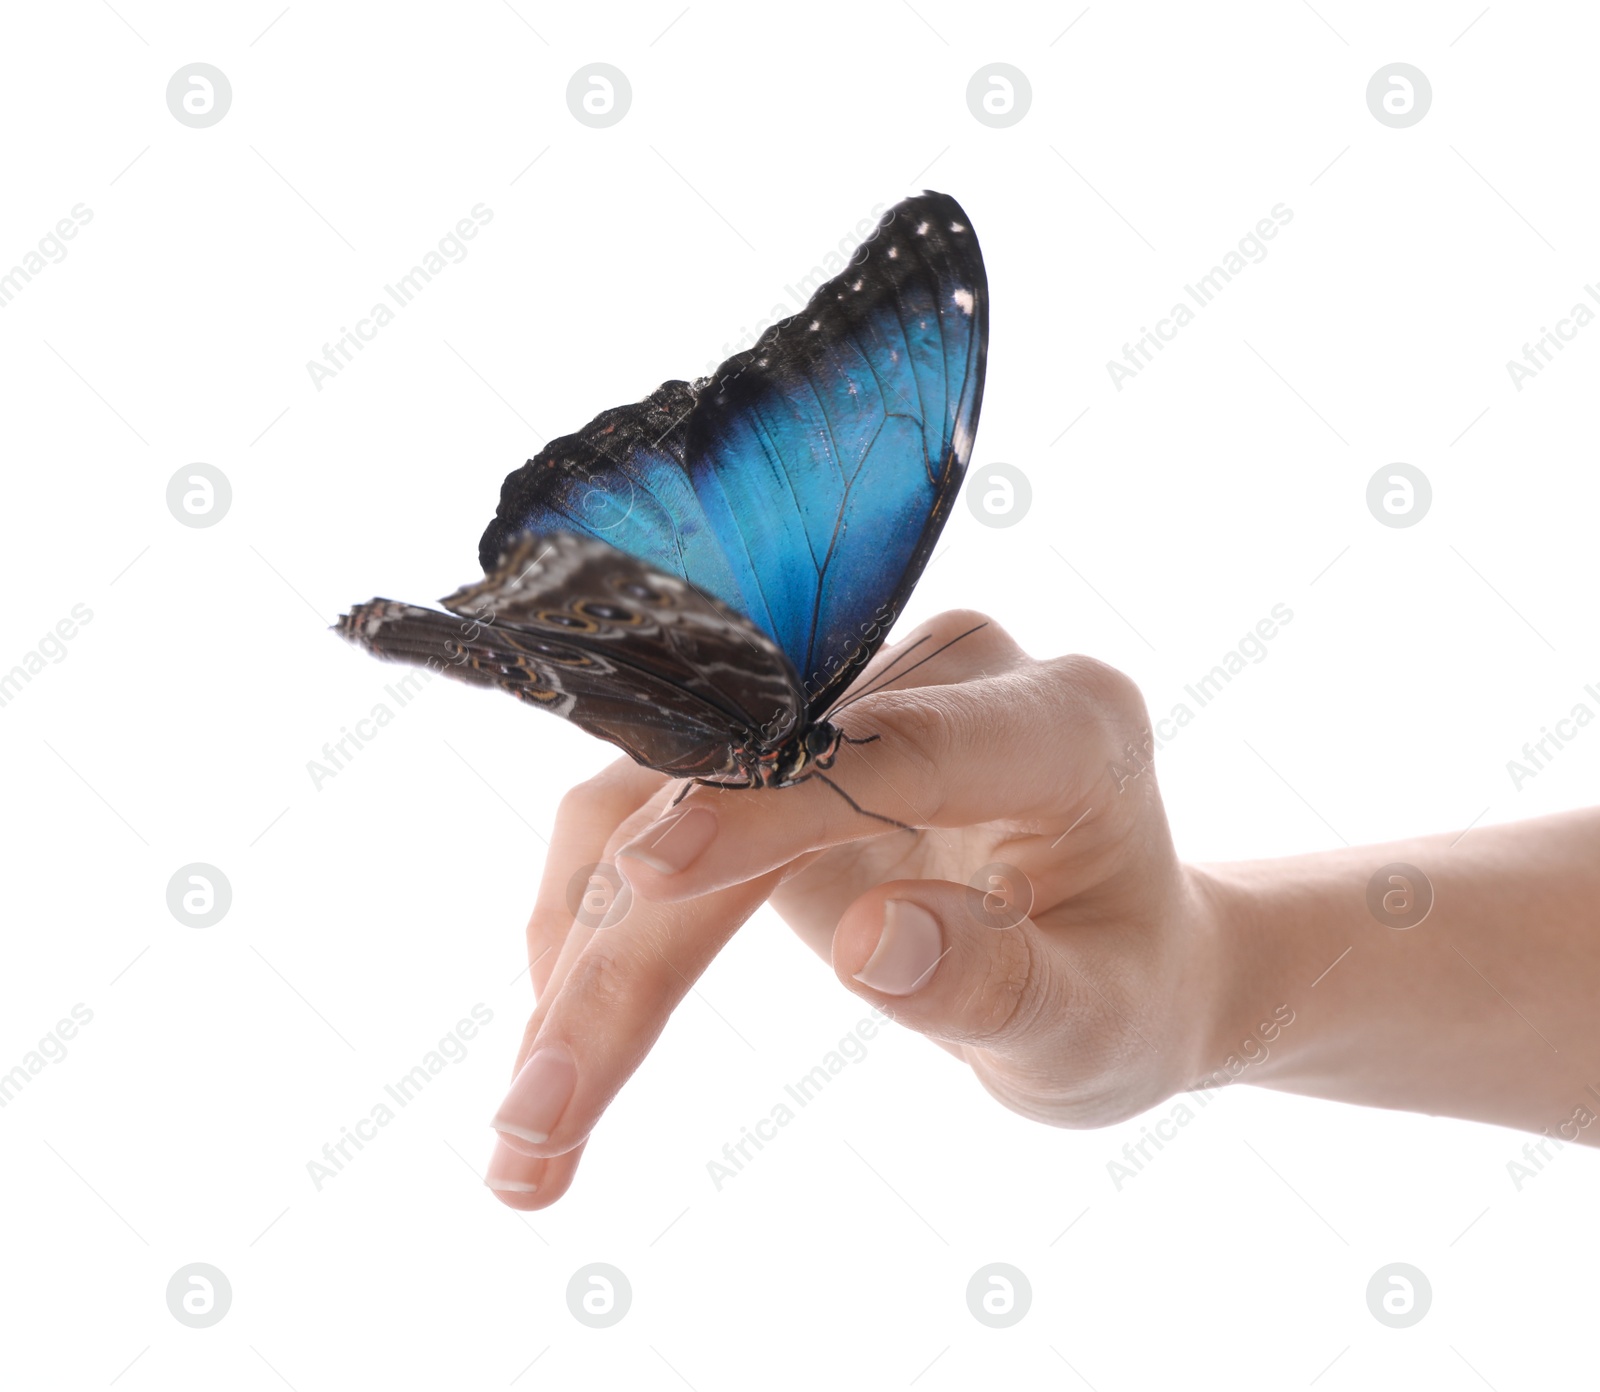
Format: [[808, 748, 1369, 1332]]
[[487, 849, 785, 1173], [614, 615, 1142, 902]]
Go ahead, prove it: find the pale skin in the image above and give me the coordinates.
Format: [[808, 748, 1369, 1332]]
[[483, 610, 1600, 1206]]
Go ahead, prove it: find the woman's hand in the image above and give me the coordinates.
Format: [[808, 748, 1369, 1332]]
[[483, 610, 1230, 1207]]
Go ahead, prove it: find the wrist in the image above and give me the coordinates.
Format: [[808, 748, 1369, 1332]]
[[1175, 861, 1310, 1096]]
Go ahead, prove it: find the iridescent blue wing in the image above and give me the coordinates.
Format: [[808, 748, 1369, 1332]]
[[480, 380, 746, 610], [337, 532, 801, 778], [479, 190, 988, 718], [688, 191, 987, 715]]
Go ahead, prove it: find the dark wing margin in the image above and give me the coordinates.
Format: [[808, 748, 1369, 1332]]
[[336, 533, 803, 777]]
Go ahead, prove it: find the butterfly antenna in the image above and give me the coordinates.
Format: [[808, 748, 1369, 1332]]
[[827, 621, 990, 717], [842, 632, 933, 694], [814, 774, 914, 831]]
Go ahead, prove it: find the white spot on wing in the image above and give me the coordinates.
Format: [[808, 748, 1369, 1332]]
[[887, 245, 898, 258], [952, 288, 974, 314], [916, 220, 929, 235], [953, 417, 973, 463]]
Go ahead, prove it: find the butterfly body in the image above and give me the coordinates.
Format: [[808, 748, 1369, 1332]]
[[338, 191, 988, 822], [722, 719, 852, 789]]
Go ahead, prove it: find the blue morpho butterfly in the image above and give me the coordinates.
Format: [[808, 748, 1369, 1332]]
[[336, 190, 988, 828]]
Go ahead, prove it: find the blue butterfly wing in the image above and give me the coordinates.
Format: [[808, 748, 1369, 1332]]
[[477, 190, 987, 720], [479, 380, 744, 613], [685, 192, 987, 712]]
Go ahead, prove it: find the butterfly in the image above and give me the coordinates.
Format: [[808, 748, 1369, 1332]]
[[336, 190, 988, 826]]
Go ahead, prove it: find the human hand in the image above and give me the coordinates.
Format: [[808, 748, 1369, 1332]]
[[483, 610, 1229, 1207]]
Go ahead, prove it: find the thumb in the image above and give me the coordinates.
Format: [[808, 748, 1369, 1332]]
[[832, 880, 1062, 1055]]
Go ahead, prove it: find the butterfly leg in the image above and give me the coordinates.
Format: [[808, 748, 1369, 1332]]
[[812, 773, 913, 832], [667, 772, 757, 810], [838, 732, 881, 745]]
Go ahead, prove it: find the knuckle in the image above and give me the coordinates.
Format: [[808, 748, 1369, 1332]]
[[971, 922, 1053, 1045], [525, 924, 581, 997], [557, 758, 647, 824], [1045, 653, 1141, 708], [1041, 655, 1149, 734], [555, 782, 603, 827], [917, 608, 1023, 663], [925, 607, 1003, 641], [525, 900, 570, 946], [560, 934, 665, 1020]]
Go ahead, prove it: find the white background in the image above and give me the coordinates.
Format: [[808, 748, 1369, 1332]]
[[2, 1, 1597, 1387]]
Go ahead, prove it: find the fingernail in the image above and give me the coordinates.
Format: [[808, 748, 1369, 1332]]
[[490, 1046, 576, 1153], [616, 805, 716, 875], [484, 1136, 538, 1193], [853, 900, 943, 996]]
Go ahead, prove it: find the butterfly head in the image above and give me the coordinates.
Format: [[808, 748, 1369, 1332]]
[[803, 721, 843, 769], [746, 720, 845, 788]]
